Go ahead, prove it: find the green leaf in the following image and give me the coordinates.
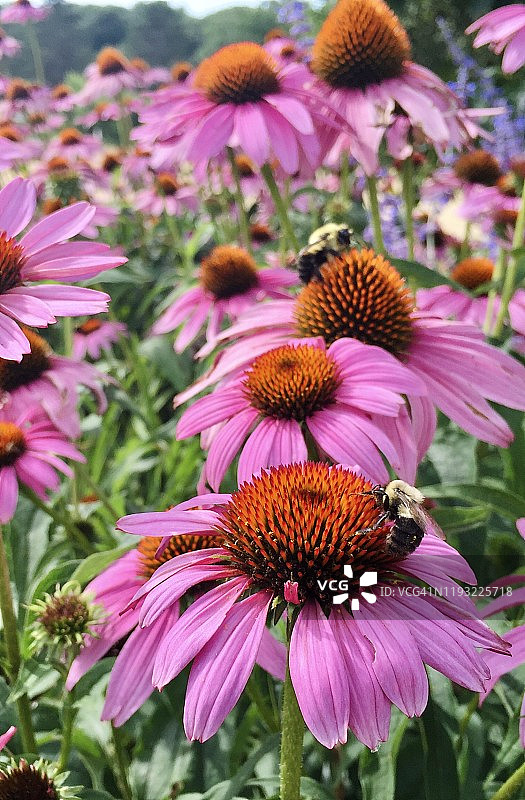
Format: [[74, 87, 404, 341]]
[[80, 792, 119, 799], [8, 659, 60, 702], [71, 545, 134, 586], [419, 687, 460, 800], [432, 506, 489, 534], [358, 709, 409, 800], [203, 733, 280, 800], [423, 484, 525, 521], [391, 258, 467, 292]]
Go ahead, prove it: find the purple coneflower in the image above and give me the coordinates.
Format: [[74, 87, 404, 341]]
[[75, 48, 140, 105], [0, 405, 84, 523], [135, 42, 322, 174], [117, 462, 508, 748], [134, 172, 199, 217], [67, 535, 284, 726], [152, 245, 295, 352], [311, 0, 488, 175], [467, 4, 525, 74], [0, 177, 125, 361], [72, 318, 126, 361], [0, 0, 48, 24], [177, 338, 424, 487], [0, 327, 110, 438]]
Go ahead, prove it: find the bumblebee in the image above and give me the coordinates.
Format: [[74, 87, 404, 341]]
[[359, 480, 446, 558], [295, 223, 357, 284]]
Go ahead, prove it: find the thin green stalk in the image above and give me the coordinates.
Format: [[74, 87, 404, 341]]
[[492, 180, 525, 338], [279, 649, 304, 800], [261, 162, 299, 251], [340, 153, 350, 204], [21, 487, 94, 555], [0, 527, 37, 753], [402, 158, 415, 260], [366, 175, 385, 254], [483, 249, 507, 336], [111, 723, 133, 800], [57, 685, 76, 771], [27, 22, 45, 84], [459, 221, 471, 260], [227, 147, 253, 254], [488, 762, 525, 800]]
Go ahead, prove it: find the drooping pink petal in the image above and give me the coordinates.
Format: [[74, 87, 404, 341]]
[[290, 600, 350, 748], [153, 577, 250, 687], [331, 607, 391, 749], [205, 407, 258, 491], [102, 604, 180, 726], [184, 591, 272, 742], [0, 466, 18, 523]]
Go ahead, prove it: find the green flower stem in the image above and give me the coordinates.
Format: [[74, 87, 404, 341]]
[[366, 175, 385, 254], [261, 162, 300, 251], [279, 650, 304, 800], [0, 526, 37, 753], [27, 21, 45, 84], [489, 762, 525, 800], [492, 180, 525, 339], [402, 158, 415, 260], [483, 248, 507, 336], [21, 487, 94, 556], [57, 684, 76, 772], [112, 723, 133, 800], [74, 461, 119, 521], [459, 221, 471, 261], [227, 147, 253, 254]]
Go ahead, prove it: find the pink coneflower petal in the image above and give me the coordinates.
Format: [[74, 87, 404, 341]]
[[0, 466, 18, 523], [139, 563, 234, 628], [153, 577, 250, 687], [479, 626, 525, 701], [0, 177, 35, 237], [19, 203, 96, 256], [102, 605, 180, 727], [290, 600, 350, 749], [257, 628, 286, 682], [502, 26, 525, 71], [482, 587, 525, 618], [118, 508, 222, 537], [331, 607, 391, 750], [354, 603, 428, 717], [183, 591, 272, 742], [0, 292, 56, 326], [306, 407, 389, 483], [205, 408, 259, 490], [20, 286, 111, 316], [235, 103, 270, 165]]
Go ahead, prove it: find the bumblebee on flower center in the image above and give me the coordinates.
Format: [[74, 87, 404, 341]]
[[218, 463, 395, 607], [295, 248, 415, 355]]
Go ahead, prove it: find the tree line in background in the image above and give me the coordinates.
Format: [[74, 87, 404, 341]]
[[0, 0, 515, 88]]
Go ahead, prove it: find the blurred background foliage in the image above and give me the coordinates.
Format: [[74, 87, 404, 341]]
[[0, 0, 520, 87]]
